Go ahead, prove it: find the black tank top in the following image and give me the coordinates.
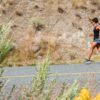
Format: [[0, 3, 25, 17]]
[[93, 24, 100, 40]]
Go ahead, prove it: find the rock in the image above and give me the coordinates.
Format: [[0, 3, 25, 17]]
[[8, 0, 15, 5], [34, 5, 39, 9], [32, 44, 41, 53], [58, 7, 65, 14], [34, 32, 43, 44], [15, 10, 23, 16]]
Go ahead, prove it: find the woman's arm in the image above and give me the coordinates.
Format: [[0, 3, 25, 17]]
[[96, 25, 100, 30]]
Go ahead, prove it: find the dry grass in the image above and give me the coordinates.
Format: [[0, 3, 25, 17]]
[[71, 0, 86, 8], [18, 33, 34, 63], [0, 31, 59, 66]]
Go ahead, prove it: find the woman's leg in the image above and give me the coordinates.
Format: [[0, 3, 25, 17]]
[[87, 42, 97, 60], [97, 44, 100, 52]]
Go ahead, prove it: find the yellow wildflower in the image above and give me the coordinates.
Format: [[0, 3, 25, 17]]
[[95, 93, 100, 100], [80, 88, 90, 100], [74, 96, 83, 100]]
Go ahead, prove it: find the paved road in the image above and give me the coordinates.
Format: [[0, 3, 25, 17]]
[[0, 63, 100, 91]]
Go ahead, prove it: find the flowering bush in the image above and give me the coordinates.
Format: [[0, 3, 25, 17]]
[[74, 88, 100, 100]]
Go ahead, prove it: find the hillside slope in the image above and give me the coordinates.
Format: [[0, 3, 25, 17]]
[[0, 0, 100, 66]]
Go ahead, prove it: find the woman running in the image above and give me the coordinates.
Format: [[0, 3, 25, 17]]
[[85, 17, 100, 63]]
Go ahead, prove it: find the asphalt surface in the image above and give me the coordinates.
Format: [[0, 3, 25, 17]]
[[0, 63, 100, 92]]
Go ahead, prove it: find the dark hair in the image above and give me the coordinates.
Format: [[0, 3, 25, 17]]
[[92, 17, 99, 23]]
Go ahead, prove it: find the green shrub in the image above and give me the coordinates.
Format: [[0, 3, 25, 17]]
[[0, 23, 13, 62], [42, 80, 56, 100], [32, 54, 51, 97], [56, 80, 79, 100]]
